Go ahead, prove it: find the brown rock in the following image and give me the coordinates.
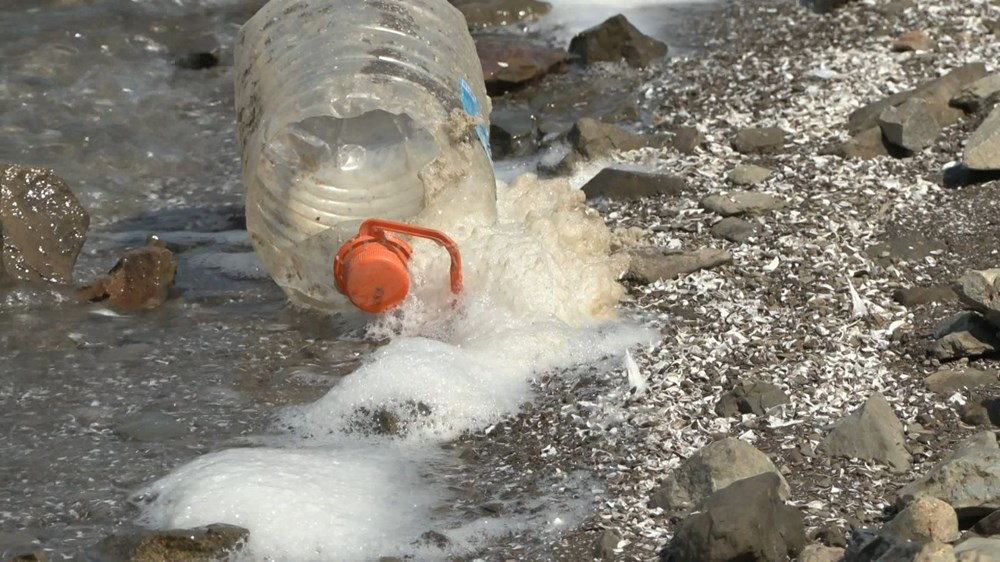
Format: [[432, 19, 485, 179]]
[[627, 247, 732, 284], [884, 497, 960, 544], [672, 126, 704, 154], [892, 285, 957, 307], [86, 524, 248, 562], [475, 35, 568, 95], [925, 368, 999, 395], [568, 14, 668, 68], [837, 126, 892, 160], [798, 544, 844, 562], [0, 165, 90, 283], [893, 30, 936, 52], [77, 244, 177, 309]]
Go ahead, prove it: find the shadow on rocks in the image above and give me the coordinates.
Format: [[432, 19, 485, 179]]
[[939, 165, 1000, 189]]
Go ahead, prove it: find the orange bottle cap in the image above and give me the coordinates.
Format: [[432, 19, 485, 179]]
[[334, 235, 412, 313]]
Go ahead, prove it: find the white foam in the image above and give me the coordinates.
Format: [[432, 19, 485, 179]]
[[540, 0, 719, 44], [137, 174, 654, 560]]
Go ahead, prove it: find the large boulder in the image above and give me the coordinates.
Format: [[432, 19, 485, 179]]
[[848, 63, 987, 135], [896, 440, 1000, 516], [819, 393, 911, 473], [649, 437, 790, 512], [660, 473, 805, 562], [0, 165, 89, 283], [964, 106, 1000, 171], [568, 14, 668, 68], [883, 497, 960, 544]]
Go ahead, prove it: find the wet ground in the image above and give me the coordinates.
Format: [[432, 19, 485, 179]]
[[0, 0, 717, 560]]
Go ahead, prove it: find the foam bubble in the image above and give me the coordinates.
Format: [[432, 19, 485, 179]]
[[136, 173, 653, 560]]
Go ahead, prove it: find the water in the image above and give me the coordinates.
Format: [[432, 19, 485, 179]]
[[0, 0, 705, 559]]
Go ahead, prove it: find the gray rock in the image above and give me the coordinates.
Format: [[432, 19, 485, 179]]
[[892, 285, 957, 308], [701, 192, 786, 217], [843, 531, 953, 562], [884, 497, 960, 544], [928, 312, 1000, 360], [950, 74, 1000, 114], [0, 165, 90, 284], [925, 368, 999, 395], [896, 446, 1000, 513], [568, 14, 668, 68], [819, 393, 911, 473], [878, 98, 941, 152], [594, 529, 621, 561], [727, 164, 773, 185], [715, 380, 790, 417], [568, 117, 652, 160], [972, 509, 1000, 536], [673, 126, 704, 153], [627, 247, 732, 285], [661, 473, 805, 562], [964, 105, 1000, 171], [489, 107, 537, 159], [848, 63, 987, 135], [649, 437, 790, 512], [803, 0, 855, 14], [944, 431, 998, 463], [732, 127, 786, 154], [582, 168, 688, 201], [85, 524, 248, 562], [114, 412, 188, 442], [953, 537, 1000, 560], [711, 217, 760, 244], [953, 269, 1000, 328], [799, 544, 846, 562]]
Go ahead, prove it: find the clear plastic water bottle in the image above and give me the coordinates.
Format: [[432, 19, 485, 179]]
[[235, 0, 496, 312]]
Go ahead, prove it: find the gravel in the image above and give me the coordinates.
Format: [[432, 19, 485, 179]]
[[459, 0, 1000, 559]]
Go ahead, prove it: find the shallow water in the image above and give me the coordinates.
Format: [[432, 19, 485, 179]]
[[1, 0, 706, 559]]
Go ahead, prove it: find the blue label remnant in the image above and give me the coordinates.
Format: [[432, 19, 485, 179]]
[[459, 77, 492, 162]]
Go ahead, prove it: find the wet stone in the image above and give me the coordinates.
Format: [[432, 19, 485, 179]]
[[732, 126, 786, 154], [568, 117, 655, 160], [76, 244, 177, 310], [450, 0, 550, 28], [175, 51, 219, 70], [489, 107, 537, 159], [113, 412, 188, 442], [0, 165, 90, 284], [475, 35, 568, 95], [711, 217, 759, 244], [85, 524, 248, 562], [581, 168, 688, 201], [420, 531, 450, 549], [568, 14, 668, 68]]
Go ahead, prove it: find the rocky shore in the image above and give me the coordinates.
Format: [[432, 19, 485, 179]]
[[3, 0, 1000, 560], [453, 0, 1000, 560]]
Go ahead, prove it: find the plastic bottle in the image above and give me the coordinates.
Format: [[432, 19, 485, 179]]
[[234, 0, 496, 312]]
